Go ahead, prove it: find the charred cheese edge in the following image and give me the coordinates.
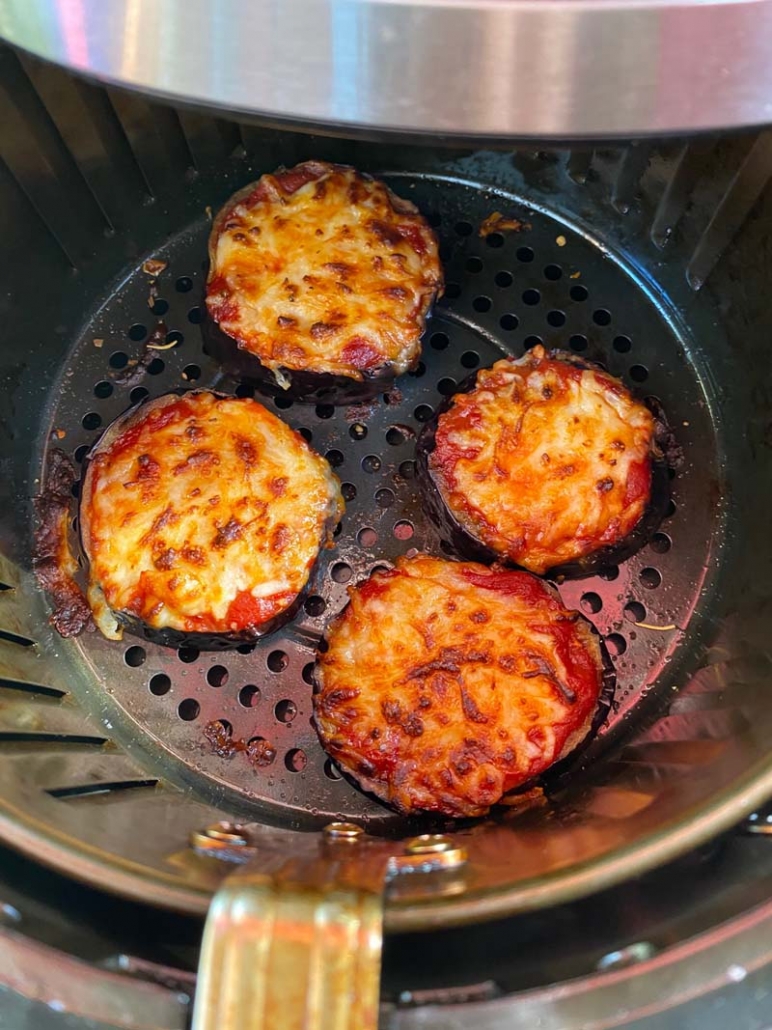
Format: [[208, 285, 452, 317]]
[[314, 555, 604, 818], [80, 392, 343, 640], [428, 346, 655, 574], [206, 161, 443, 385]]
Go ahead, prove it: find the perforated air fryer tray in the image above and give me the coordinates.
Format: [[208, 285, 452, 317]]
[[39, 174, 722, 832]]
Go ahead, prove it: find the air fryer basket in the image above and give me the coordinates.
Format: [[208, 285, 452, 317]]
[[2, 45, 772, 953]]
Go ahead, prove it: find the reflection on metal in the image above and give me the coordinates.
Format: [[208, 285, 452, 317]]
[[743, 809, 772, 835], [0, 925, 189, 1030], [193, 847, 386, 1030], [596, 941, 658, 972], [323, 821, 365, 841], [4, 0, 772, 138]]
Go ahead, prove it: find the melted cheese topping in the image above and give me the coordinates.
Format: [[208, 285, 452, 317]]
[[429, 346, 655, 574], [206, 161, 442, 383], [315, 555, 603, 818], [81, 392, 343, 639]]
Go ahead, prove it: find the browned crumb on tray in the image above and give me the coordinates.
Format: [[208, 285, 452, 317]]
[[479, 212, 531, 237]]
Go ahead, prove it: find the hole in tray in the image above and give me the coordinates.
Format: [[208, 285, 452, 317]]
[[640, 567, 662, 589], [650, 533, 672, 554], [580, 592, 603, 615], [358, 527, 378, 547], [285, 748, 307, 772], [267, 650, 289, 673], [305, 596, 326, 617], [178, 698, 200, 721], [124, 645, 146, 668], [341, 483, 357, 501], [394, 520, 414, 541], [82, 412, 102, 431], [495, 271, 513, 288], [570, 284, 588, 302], [605, 633, 627, 656], [624, 601, 646, 623], [207, 665, 229, 687], [239, 684, 261, 708], [544, 264, 562, 281], [331, 562, 353, 584], [430, 332, 450, 350], [325, 449, 344, 467], [275, 699, 297, 724], [149, 673, 171, 696]]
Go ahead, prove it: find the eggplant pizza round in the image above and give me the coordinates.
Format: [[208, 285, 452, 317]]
[[417, 345, 666, 576], [313, 555, 605, 817], [80, 391, 343, 647], [205, 160, 443, 401]]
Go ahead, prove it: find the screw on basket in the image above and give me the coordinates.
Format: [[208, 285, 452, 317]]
[[394, 834, 468, 874], [190, 822, 251, 851], [323, 821, 364, 841]]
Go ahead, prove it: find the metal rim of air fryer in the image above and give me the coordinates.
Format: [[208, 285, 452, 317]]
[[4, 1, 772, 138]]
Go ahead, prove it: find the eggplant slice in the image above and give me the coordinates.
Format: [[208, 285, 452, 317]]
[[313, 555, 607, 818], [80, 391, 343, 649], [205, 161, 443, 403], [416, 346, 673, 578]]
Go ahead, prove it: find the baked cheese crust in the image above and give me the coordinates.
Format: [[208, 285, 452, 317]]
[[314, 555, 603, 817], [427, 346, 655, 574], [206, 161, 442, 385], [81, 391, 343, 640]]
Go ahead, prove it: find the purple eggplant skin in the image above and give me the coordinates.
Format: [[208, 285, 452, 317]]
[[78, 390, 335, 651], [415, 354, 676, 582], [108, 589, 308, 652], [200, 311, 405, 405]]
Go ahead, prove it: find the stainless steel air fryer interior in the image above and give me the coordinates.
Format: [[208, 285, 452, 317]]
[[3, 41, 772, 1024]]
